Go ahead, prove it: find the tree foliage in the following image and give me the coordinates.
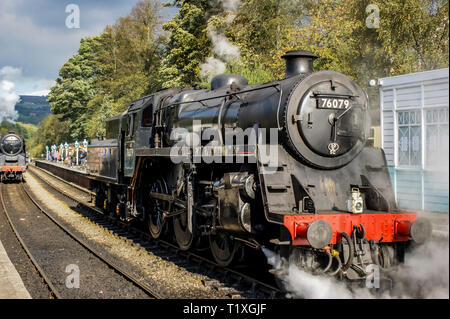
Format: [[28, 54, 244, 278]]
[[47, 36, 99, 139], [27, 115, 71, 157], [47, 0, 164, 144], [30, 0, 448, 153], [160, 0, 212, 87], [351, 0, 449, 75], [0, 121, 38, 144]]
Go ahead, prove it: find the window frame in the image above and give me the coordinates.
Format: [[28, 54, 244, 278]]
[[424, 107, 449, 170], [141, 104, 153, 128], [396, 109, 422, 168]]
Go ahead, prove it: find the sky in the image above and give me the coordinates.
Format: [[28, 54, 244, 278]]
[[0, 0, 175, 96]]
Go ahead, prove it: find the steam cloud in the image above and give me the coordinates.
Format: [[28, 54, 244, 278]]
[[221, 0, 241, 11], [200, 1, 241, 81], [263, 239, 449, 299], [390, 239, 449, 298], [0, 66, 20, 122]]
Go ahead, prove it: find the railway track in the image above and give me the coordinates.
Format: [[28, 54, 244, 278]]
[[0, 181, 160, 299], [28, 164, 283, 299], [0, 183, 60, 299]]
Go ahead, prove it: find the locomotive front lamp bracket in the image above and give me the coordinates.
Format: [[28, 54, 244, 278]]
[[348, 187, 364, 214]]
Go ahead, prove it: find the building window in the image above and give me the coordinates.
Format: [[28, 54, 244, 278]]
[[397, 110, 422, 167], [425, 108, 449, 169]]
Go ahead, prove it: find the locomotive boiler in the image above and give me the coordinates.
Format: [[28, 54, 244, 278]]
[[0, 133, 28, 182], [87, 50, 432, 284]]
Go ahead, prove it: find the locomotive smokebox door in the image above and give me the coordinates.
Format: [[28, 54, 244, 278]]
[[283, 70, 370, 169]]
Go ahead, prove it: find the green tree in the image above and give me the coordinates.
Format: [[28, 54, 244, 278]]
[[44, 0, 448, 153], [160, 0, 212, 87], [85, 94, 116, 138], [47, 36, 101, 140], [27, 115, 71, 158], [229, 0, 300, 79], [349, 0, 449, 77], [285, 0, 448, 112], [47, 0, 164, 141], [0, 121, 37, 143], [85, 0, 164, 137]]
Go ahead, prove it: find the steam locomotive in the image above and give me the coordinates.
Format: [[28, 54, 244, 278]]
[[0, 133, 28, 182], [87, 50, 432, 284]]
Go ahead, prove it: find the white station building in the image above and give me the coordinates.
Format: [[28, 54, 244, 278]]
[[379, 68, 449, 213]]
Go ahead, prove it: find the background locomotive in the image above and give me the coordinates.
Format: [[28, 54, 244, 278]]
[[0, 133, 28, 182], [87, 50, 432, 284]]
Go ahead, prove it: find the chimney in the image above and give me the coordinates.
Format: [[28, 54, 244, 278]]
[[281, 50, 318, 78]]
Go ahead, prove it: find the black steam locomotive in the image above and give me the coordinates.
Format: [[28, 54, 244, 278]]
[[0, 133, 28, 182], [87, 50, 431, 283]]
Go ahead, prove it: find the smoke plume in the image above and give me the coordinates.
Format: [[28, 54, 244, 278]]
[[0, 66, 21, 122], [221, 0, 241, 11], [389, 239, 449, 298], [263, 239, 449, 299], [200, 1, 241, 81]]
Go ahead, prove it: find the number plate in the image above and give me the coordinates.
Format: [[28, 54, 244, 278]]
[[317, 98, 350, 110]]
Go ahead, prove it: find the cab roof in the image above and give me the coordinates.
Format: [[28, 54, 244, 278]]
[[127, 95, 154, 112]]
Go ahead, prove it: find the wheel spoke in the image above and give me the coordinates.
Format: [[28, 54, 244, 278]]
[[209, 232, 239, 267], [148, 179, 167, 239]]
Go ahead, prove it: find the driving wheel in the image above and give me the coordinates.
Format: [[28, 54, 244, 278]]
[[148, 178, 168, 239], [173, 177, 194, 250], [209, 231, 239, 267]]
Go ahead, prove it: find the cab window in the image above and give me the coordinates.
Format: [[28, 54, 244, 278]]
[[105, 119, 120, 139], [126, 115, 133, 137], [133, 113, 139, 134], [142, 105, 153, 127]]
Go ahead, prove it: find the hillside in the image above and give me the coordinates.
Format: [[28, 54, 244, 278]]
[[15, 95, 51, 125], [0, 120, 38, 144]]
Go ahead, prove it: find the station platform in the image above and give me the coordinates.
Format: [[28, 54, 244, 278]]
[[34, 160, 88, 174], [33, 160, 90, 189], [0, 240, 31, 299]]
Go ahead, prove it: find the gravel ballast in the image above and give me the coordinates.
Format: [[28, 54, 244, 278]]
[[2, 182, 152, 299], [24, 171, 237, 299]]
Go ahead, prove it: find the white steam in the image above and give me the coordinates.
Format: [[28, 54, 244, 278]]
[[209, 30, 240, 63], [263, 239, 449, 299], [284, 264, 373, 299], [262, 247, 371, 299], [200, 1, 241, 81], [390, 239, 449, 298], [0, 66, 21, 122], [201, 57, 227, 79], [221, 0, 241, 11]]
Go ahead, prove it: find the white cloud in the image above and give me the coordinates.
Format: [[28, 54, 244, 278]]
[[25, 89, 51, 96], [0, 66, 20, 122], [0, 66, 22, 80], [0, 1, 176, 95], [0, 0, 144, 94]]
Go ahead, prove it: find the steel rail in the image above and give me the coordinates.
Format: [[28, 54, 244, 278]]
[[0, 183, 62, 299], [32, 163, 94, 196], [17, 179, 162, 299], [28, 166, 282, 298]]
